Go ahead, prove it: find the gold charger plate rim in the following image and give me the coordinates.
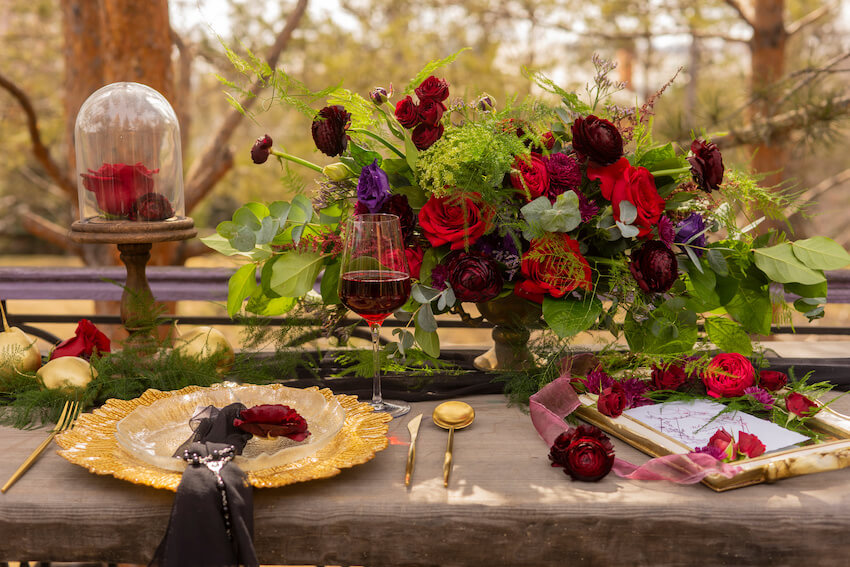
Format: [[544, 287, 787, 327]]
[[55, 383, 391, 491]]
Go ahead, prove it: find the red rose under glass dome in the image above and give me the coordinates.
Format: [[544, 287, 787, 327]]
[[74, 82, 185, 223]]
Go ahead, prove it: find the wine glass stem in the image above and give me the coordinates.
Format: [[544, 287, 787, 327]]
[[370, 322, 383, 406]]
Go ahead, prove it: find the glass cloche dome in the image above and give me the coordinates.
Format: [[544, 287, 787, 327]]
[[74, 82, 185, 223]]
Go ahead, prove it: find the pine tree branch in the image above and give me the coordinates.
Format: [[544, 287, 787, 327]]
[[0, 72, 76, 197], [786, 167, 850, 219], [19, 210, 81, 255], [722, 0, 755, 28], [787, 2, 834, 36], [183, 0, 309, 213]]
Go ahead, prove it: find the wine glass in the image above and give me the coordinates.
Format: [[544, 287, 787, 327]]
[[338, 213, 412, 417]]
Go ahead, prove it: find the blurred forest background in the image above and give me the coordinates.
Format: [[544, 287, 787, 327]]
[[0, 0, 849, 342]]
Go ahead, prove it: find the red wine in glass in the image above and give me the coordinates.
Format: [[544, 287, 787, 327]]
[[339, 270, 412, 325]]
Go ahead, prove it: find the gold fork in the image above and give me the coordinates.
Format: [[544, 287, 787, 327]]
[[1, 400, 81, 494]]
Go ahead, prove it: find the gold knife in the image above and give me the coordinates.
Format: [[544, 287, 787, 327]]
[[404, 413, 423, 487]]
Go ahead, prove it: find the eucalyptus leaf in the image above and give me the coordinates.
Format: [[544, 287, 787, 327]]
[[233, 206, 262, 230], [615, 221, 640, 239], [618, 200, 637, 224], [416, 303, 439, 332], [414, 326, 441, 357]]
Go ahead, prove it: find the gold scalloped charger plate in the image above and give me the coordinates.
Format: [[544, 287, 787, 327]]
[[55, 383, 391, 491]]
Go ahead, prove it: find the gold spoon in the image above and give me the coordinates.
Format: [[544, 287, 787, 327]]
[[432, 401, 475, 488]]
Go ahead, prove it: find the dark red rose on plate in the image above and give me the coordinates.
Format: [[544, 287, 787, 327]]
[[587, 157, 665, 238], [629, 240, 679, 293], [759, 370, 788, 392], [50, 319, 111, 361], [702, 353, 755, 399], [510, 152, 550, 202], [394, 95, 420, 129], [597, 382, 627, 418], [418, 194, 493, 250], [251, 134, 273, 164], [446, 252, 503, 303], [650, 362, 689, 391], [549, 424, 615, 482], [131, 192, 174, 221], [571, 115, 623, 166], [233, 404, 311, 441], [515, 233, 592, 302], [786, 392, 819, 418], [418, 98, 446, 127], [414, 75, 450, 102], [81, 162, 158, 217], [411, 123, 444, 150], [311, 105, 351, 157], [688, 139, 724, 193], [737, 431, 766, 459]]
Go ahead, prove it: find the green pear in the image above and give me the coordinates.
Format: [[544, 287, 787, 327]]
[[0, 302, 42, 383], [174, 326, 235, 373]]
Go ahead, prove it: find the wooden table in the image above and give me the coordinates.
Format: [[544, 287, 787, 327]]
[[2, 390, 850, 566]]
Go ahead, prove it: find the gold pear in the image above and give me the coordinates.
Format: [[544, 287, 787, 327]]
[[174, 326, 235, 373], [0, 302, 42, 383], [37, 356, 97, 391]]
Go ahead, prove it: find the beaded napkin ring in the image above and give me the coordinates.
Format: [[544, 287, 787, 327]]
[[182, 445, 237, 539]]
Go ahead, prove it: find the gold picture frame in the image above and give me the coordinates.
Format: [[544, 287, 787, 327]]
[[574, 393, 850, 491]]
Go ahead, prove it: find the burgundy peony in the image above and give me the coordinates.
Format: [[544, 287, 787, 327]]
[[786, 392, 819, 418], [414, 75, 450, 102], [628, 240, 679, 293], [702, 353, 756, 399], [233, 404, 311, 441], [446, 252, 503, 303], [418, 98, 446, 127], [759, 370, 788, 392], [549, 424, 616, 482], [81, 162, 157, 217], [514, 233, 592, 303], [587, 157, 666, 238], [597, 382, 627, 418], [510, 153, 550, 202], [651, 362, 689, 391], [131, 192, 174, 221], [571, 115, 624, 166], [411, 123, 444, 150], [394, 95, 420, 128], [311, 105, 350, 157], [251, 134, 273, 164], [50, 319, 111, 361], [418, 194, 492, 250], [688, 139, 724, 193]]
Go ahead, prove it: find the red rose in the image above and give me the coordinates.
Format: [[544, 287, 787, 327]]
[[418, 98, 446, 127], [510, 153, 550, 202], [405, 246, 425, 280], [81, 162, 158, 217], [571, 115, 624, 166], [702, 353, 756, 399], [418, 194, 493, 250], [411, 123, 444, 150], [414, 75, 450, 102], [514, 233, 592, 303], [233, 404, 311, 441], [597, 382, 627, 418], [587, 158, 665, 238], [50, 318, 111, 361], [311, 105, 351, 157], [446, 252, 503, 303], [650, 362, 689, 391], [707, 429, 736, 461], [737, 431, 766, 459], [786, 392, 819, 418], [759, 370, 788, 392], [394, 95, 420, 129], [549, 424, 615, 482]]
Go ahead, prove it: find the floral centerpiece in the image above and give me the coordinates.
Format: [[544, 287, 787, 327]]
[[204, 53, 850, 372]]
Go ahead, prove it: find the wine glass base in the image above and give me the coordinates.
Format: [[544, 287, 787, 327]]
[[370, 399, 411, 418]]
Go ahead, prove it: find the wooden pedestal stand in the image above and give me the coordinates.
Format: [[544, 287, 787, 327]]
[[69, 218, 197, 341]]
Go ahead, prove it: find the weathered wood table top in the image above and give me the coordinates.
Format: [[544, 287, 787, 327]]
[[2, 392, 850, 566]]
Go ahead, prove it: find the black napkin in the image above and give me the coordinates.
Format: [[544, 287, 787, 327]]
[[149, 403, 259, 567]]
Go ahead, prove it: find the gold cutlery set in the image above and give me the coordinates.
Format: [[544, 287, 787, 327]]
[[405, 401, 475, 488]]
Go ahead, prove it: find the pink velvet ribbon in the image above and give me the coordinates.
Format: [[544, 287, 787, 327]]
[[530, 373, 741, 484]]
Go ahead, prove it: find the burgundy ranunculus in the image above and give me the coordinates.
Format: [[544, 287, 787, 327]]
[[446, 252, 503, 303], [233, 404, 311, 441], [688, 139, 724, 193], [251, 134, 273, 164], [786, 392, 819, 418], [131, 192, 174, 221], [702, 353, 755, 399], [50, 319, 111, 361], [759, 370, 788, 392], [394, 95, 420, 129], [414, 75, 450, 102], [549, 424, 616, 482], [628, 240, 679, 293], [571, 115, 624, 166], [311, 105, 351, 157], [81, 162, 158, 217], [651, 362, 689, 391], [510, 152, 549, 202], [418, 98, 446, 127], [418, 194, 492, 250], [597, 382, 627, 418], [411, 123, 444, 150], [544, 153, 581, 199]]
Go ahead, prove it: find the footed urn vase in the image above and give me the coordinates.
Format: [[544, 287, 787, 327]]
[[473, 294, 542, 371]]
